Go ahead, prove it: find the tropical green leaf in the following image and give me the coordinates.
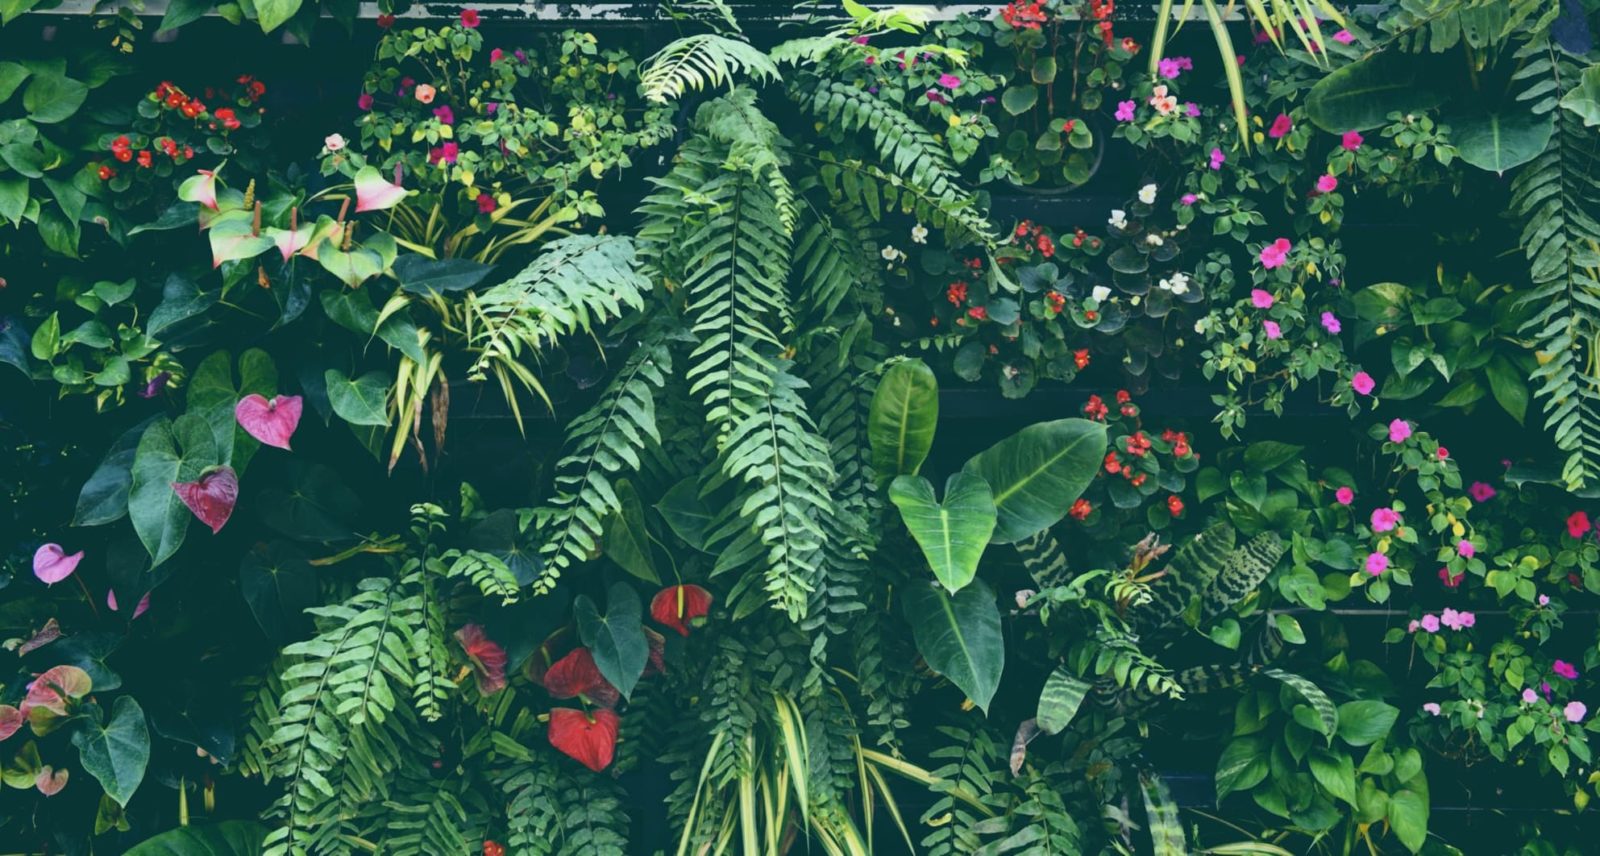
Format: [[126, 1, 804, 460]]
[[1035, 666, 1091, 735], [1306, 52, 1445, 132], [962, 418, 1107, 544], [889, 473, 995, 593], [71, 697, 150, 807], [574, 583, 648, 701], [125, 821, 267, 856], [868, 358, 939, 480], [601, 480, 660, 583], [1449, 104, 1554, 174], [902, 579, 1004, 713], [129, 415, 219, 566], [324, 367, 390, 427]]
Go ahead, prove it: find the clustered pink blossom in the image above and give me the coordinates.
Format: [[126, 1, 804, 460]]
[[1263, 320, 1282, 339], [1268, 114, 1293, 138], [1259, 238, 1291, 268], [1553, 659, 1580, 680], [1341, 130, 1363, 151], [1457, 539, 1475, 559], [1209, 147, 1225, 170], [1388, 419, 1412, 443], [1365, 552, 1388, 575], [1321, 312, 1341, 334], [1251, 289, 1274, 309]]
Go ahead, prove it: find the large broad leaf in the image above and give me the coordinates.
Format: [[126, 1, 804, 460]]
[[129, 415, 219, 566], [22, 73, 88, 123], [324, 367, 390, 427], [902, 579, 1004, 714], [1309, 748, 1358, 809], [601, 480, 660, 583], [253, 0, 301, 32], [889, 473, 995, 593], [1335, 699, 1399, 746], [1306, 52, 1445, 132], [71, 697, 149, 807], [1035, 665, 1091, 735], [238, 541, 317, 642], [574, 583, 648, 701], [256, 460, 361, 542], [1387, 789, 1428, 853], [1561, 63, 1600, 127], [188, 350, 277, 473], [125, 821, 267, 856], [147, 274, 219, 342], [74, 416, 159, 526], [962, 418, 1106, 544], [1215, 736, 1269, 802], [1448, 104, 1554, 174], [393, 254, 495, 296], [868, 359, 938, 480]]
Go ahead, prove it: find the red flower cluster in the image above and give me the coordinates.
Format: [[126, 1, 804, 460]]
[[1045, 291, 1066, 314], [1083, 394, 1108, 420], [1089, 0, 1115, 46], [1001, 0, 1047, 29], [1069, 498, 1092, 520], [1166, 494, 1184, 516], [947, 281, 968, 305], [1126, 431, 1151, 457], [1161, 428, 1192, 457]]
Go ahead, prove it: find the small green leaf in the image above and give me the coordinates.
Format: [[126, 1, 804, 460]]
[[1001, 84, 1038, 116], [23, 72, 89, 123], [1335, 699, 1399, 747], [324, 368, 390, 427], [1215, 736, 1269, 802], [253, 0, 301, 32], [1035, 666, 1090, 735]]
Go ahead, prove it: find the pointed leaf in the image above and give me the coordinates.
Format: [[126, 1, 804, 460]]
[[323, 367, 390, 427], [868, 358, 939, 480], [71, 697, 149, 807], [962, 418, 1107, 543], [129, 415, 219, 566], [574, 583, 648, 700], [1035, 666, 1091, 735], [889, 473, 995, 593], [902, 579, 1004, 713]]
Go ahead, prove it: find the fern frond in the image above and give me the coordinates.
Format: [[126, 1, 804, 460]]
[[641, 34, 781, 103], [443, 550, 522, 604]]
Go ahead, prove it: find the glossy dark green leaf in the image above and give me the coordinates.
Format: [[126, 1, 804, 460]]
[[868, 358, 939, 479], [889, 473, 995, 593], [393, 254, 495, 295], [22, 72, 88, 123], [124, 821, 267, 856], [129, 415, 218, 566], [1306, 52, 1444, 132], [1336, 699, 1399, 747], [1449, 104, 1553, 175], [1214, 736, 1269, 802], [238, 541, 317, 642], [602, 480, 659, 583], [962, 418, 1106, 543], [74, 416, 159, 526], [574, 583, 648, 701], [324, 367, 390, 427], [902, 579, 1004, 713], [71, 697, 149, 807], [256, 461, 360, 542], [655, 476, 712, 552]]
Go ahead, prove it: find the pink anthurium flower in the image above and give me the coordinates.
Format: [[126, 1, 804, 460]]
[[32, 544, 83, 586], [179, 168, 220, 210], [171, 466, 239, 534], [0, 705, 23, 740], [23, 665, 92, 716], [354, 166, 409, 213], [267, 224, 316, 262], [107, 589, 152, 619], [235, 394, 303, 450], [35, 766, 68, 796]]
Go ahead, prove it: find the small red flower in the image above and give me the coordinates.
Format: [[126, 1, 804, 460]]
[[1173, 437, 1191, 457], [114, 148, 133, 163], [1130, 473, 1147, 487], [136, 151, 153, 168], [1120, 402, 1138, 418], [181, 98, 205, 119], [483, 842, 505, 856], [1083, 394, 1108, 420], [1436, 447, 1449, 460], [1103, 451, 1122, 475], [376, 12, 395, 26], [1166, 495, 1184, 516], [651, 585, 713, 637], [1568, 511, 1591, 540], [1121, 36, 1140, 53], [1069, 498, 1092, 520], [1073, 349, 1090, 370], [1014, 221, 1031, 238], [97, 165, 115, 181], [1115, 390, 1131, 404], [967, 306, 988, 321], [1438, 567, 1462, 588], [476, 192, 496, 214], [548, 707, 619, 772], [1084, 310, 1098, 322], [1126, 432, 1152, 457], [1045, 291, 1066, 314], [455, 624, 508, 695], [946, 281, 968, 305], [1036, 234, 1055, 258], [459, 8, 481, 27], [111, 134, 130, 151], [214, 107, 240, 130]]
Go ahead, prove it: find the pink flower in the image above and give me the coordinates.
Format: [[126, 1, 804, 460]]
[[476, 193, 496, 214], [1370, 507, 1401, 532], [1321, 312, 1341, 333], [1250, 288, 1275, 309], [1352, 371, 1375, 396], [1366, 552, 1389, 575], [459, 8, 480, 27], [32, 544, 83, 586], [1523, 688, 1538, 704], [414, 84, 437, 104], [1567, 511, 1591, 539], [1539, 594, 1551, 606], [1439, 567, 1462, 588], [490, 48, 504, 63], [1332, 29, 1354, 44], [1259, 238, 1291, 269], [1263, 320, 1282, 340], [1335, 486, 1354, 505], [1469, 482, 1496, 502], [106, 589, 151, 619], [1158, 58, 1183, 79], [1341, 130, 1363, 151], [1181, 193, 1198, 205], [1268, 113, 1293, 138], [1436, 447, 1449, 460], [1209, 147, 1226, 170], [1408, 619, 1420, 633], [1115, 100, 1136, 122], [1388, 419, 1412, 443], [1565, 701, 1588, 723], [357, 92, 374, 111], [1553, 660, 1580, 680], [1419, 613, 1439, 632], [1316, 174, 1338, 193], [1423, 702, 1441, 716], [1185, 102, 1201, 117], [1457, 539, 1475, 558], [938, 73, 962, 89], [433, 105, 454, 125]]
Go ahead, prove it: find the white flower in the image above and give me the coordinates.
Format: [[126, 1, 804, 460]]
[[1145, 233, 1164, 247], [1194, 316, 1211, 334], [1148, 84, 1178, 116], [1014, 589, 1036, 609], [911, 223, 929, 244], [1091, 285, 1112, 303], [1107, 209, 1127, 229], [880, 245, 906, 267], [1159, 271, 1190, 295], [324, 133, 347, 152], [1137, 183, 1157, 204]]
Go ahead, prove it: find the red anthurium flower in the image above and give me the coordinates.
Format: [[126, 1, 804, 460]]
[[548, 707, 619, 772], [35, 766, 68, 796], [171, 466, 238, 534], [235, 394, 303, 450], [544, 648, 605, 698], [455, 624, 508, 695], [642, 627, 666, 677], [651, 585, 712, 637]]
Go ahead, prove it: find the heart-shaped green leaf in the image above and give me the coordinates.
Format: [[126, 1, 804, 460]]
[[902, 579, 1004, 713], [889, 473, 995, 593], [71, 697, 149, 807], [323, 368, 390, 427], [129, 414, 219, 566], [574, 583, 648, 700], [125, 820, 267, 856]]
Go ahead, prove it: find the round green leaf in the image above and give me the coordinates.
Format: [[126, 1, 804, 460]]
[[1448, 104, 1554, 175]]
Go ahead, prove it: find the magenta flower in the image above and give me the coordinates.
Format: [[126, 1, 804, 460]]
[[1250, 288, 1275, 309], [1185, 102, 1201, 118], [1259, 238, 1291, 269], [1268, 114, 1293, 138], [1423, 702, 1441, 716], [1439, 567, 1462, 587], [1115, 100, 1136, 122], [1263, 320, 1282, 339], [459, 8, 480, 28], [490, 48, 505, 63], [1388, 419, 1412, 443], [433, 105, 454, 125], [1370, 507, 1401, 532], [357, 92, 374, 111], [1565, 701, 1588, 723], [1316, 174, 1338, 193], [1419, 613, 1438, 631], [1321, 311, 1341, 334], [1332, 29, 1354, 44], [33, 544, 83, 586], [938, 73, 961, 89], [1523, 688, 1538, 704], [1209, 147, 1226, 170], [1335, 486, 1354, 505], [1540, 594, 1551, 606], [1568, 510, 1591, 539], [1181, 193, 1198, 205], [1457, 539, 1475, 558], [476, 193, 496, 213], [1468, 481, 1496, 502], [1341, 130, 1363, 151], [1366, 552, 1389, 575], [107, 589, 151, 619], [1158, 58, 1183, 79], [1554, 659, 1580, 680], [1352, 371, 1375, 396]]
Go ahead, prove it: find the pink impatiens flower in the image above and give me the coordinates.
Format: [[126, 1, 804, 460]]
[[1209, 147, 1226, 170], [1115, 100, 1136, 122], [1388, 419, 1412, 443], [1469, 482, 1496, 502], [1419, 613, 1439, 632], [1457, 539, 1475, 558], [938, 73, 962, 89], [1268, 113, 1293, 138], [357, 92, 374, 111], [1366, 552, 1389, 575], [1553, 659, 1580, 680], [1565, 701, 1588, 723], [1523, 688, 1538, 704], [1370, 507, 1401, 532], [1321, 312, 1341, 334], [414, 83, 437, 104], [1439, 567, 1462, 588], [1259, 238, 1291, 269], [1263, 320, 1282, 340], [1335, 486, 1355, 505], [1423, 702, 1442, 716], [459, 8, 480, 27], [1351, 371, 1375, 395], [1333, 29, 1354, 44], [1250, 289, 1275, 309], [1567, 511, 1591, 539], [1341, 130, 1363, 151], [1316, 174, 1338, 193]]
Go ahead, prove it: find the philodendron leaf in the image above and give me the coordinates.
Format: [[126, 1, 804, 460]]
[[324, 368, 390, 427], [129, 415, 219, 566], [868, 358, 938, 480], [124, 820, 267, 856], [1448, 104, 1554, 175], [71, 697, 149, 807], [574, 583, 648, 700], [962, 418, 1107, 543], [601, 480, 660, 584], [889, 472, 995, 593], [902, 579, 1004, 713], [1305, 51, 1445, 132]]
